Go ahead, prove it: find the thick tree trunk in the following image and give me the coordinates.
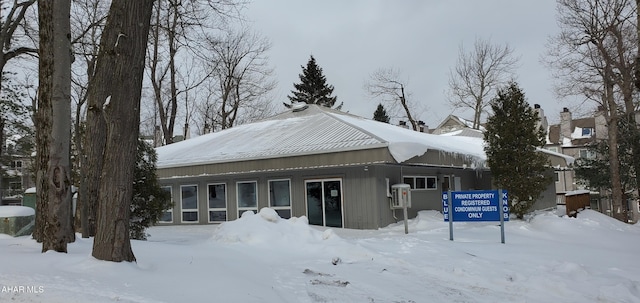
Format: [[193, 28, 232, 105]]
[[78, 98, 105, 238], [35, 0, 75, 252], [635, 0, 640, 91], [90, 0, 154, 262]]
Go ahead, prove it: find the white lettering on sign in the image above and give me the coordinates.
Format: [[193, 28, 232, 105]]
[[460, 199, 492, 206]]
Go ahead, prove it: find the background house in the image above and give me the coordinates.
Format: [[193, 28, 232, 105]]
[[541, 106, 640, 223]]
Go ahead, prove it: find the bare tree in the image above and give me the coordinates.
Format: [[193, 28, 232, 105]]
[[447, 38, 519, 129], [34, 0, 74, 252], [147, 0, 235, 144], [0, 0, 37, 157], [198, 29, 276, 131], [87, 0, 154, 262], [366, 67, 420, 130], [70, 0, 109, 237], [547, 0, 634, 222], [0, 0, 36, 77]]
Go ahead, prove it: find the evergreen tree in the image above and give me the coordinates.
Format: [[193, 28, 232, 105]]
[[373, 103, 390, 123], [483, 82, 552, 219], [286, 55, 338, 108], [130, 139, 172, 240], [575, 113, 637, 195]]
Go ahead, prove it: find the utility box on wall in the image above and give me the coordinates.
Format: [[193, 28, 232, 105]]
[[391, 184, 411, 209]]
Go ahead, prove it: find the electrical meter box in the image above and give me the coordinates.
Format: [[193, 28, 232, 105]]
[[391, 184, 411, 209]]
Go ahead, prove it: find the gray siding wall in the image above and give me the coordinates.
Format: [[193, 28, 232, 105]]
[[158, 164, 494, 229]]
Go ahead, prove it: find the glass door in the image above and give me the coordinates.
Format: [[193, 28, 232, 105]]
[[305, 179, 343, 227]]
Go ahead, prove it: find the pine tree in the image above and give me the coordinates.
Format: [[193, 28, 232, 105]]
[[130, 139, 172, 240], [483, 82, 552, 219], [373, 103, 390, 123], [286, 55, 338, 108], [575, 114, 638, 194]]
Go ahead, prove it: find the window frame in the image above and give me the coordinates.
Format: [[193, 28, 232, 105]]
[[579, 149, 596, 159], [159, 186, 173, 223], [236, 181, 258, 218], [207, 183, 227, 223], [268, 179, 292, 219], [402, 176, 437, 190], [180, 184, 199, 224]]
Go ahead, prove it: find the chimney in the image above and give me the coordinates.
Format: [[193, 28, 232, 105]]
[[184, 123, 190, 140], [153, 125, 163, 147], [418, 120, 428, 133], [533, 104, 548, 132], [594, 106, 607, 140], [560, 108, 572, 143]]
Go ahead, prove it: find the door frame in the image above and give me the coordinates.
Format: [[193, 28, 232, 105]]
[[304, 178, 344, 228]]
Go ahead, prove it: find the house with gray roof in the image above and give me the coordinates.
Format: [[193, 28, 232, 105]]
[[155, 103, 569, 229]]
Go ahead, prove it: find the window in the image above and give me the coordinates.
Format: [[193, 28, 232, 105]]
[[581, 127, 593, 137], [237, 181, 257, 218], [159, 186, 173, 223], [8, 181, 21, 191], [181, 185, 198, 223], [11, 160, 22, 169], [208, 183, 227, 222], [554, 172, 560, 183], [269, 179, 291, 219], [579, 149, 596, 159], [403, 176, 437, 190]]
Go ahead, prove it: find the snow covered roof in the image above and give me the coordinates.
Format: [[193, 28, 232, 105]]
[[156, 104, 487, 169]]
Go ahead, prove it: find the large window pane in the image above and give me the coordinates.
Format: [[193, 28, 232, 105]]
[[181, 185, 198, 210], [237, 182, 257, 208], [160, 186, 173, 222], [181, 185, 198, 222], [208, 184, 226, 208], [208, 183, 227, 223], [323, 181, 342, 228], [306, 181, 323, 226], [269, 180, 291, 207]]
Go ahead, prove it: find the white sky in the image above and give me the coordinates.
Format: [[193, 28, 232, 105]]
[[244, 0, 568, 125], [2, 207, 639, 302]]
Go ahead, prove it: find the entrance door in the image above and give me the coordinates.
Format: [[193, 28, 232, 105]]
[[305, 179, 343, 227]]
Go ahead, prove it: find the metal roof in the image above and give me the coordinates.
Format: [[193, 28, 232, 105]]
[[156, 104, 492, 169]]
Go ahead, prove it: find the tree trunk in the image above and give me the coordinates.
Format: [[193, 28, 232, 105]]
[[603, 71, 626, 222], [399, 85, 417, 131], [35, 0, 75, 252], [90, 0, 154, 262], [635, 0, 640, 91]]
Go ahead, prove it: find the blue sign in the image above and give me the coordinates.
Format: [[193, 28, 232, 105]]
[[442, 190, 509, 222]]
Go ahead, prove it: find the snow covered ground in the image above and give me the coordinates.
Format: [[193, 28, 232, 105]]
[[1, 207, 639, 303]]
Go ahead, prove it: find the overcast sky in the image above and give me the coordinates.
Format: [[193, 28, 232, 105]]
[[243, 0, 570, 126]]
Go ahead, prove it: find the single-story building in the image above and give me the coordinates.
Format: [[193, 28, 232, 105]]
[[155, 103, 571, 229]]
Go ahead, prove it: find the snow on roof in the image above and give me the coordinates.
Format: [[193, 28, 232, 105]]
[[537, 147, 575, 166], [156, 104, 487, 169], [0, 206, 35, 217]]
